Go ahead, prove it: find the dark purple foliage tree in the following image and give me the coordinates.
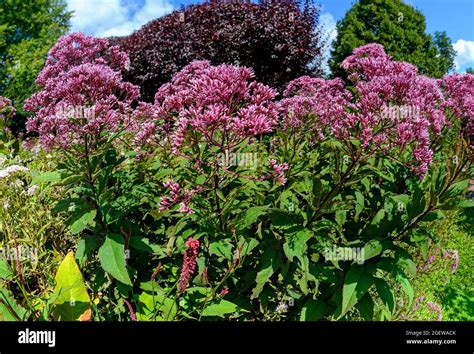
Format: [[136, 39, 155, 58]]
[[111, 0, 324, 101]]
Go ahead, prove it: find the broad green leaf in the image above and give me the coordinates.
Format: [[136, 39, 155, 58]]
[[75, 235, 97, 267], [340, 266, 373, 318], [0, 288, 26, 321], [283, 229, 313, 263], [361, 239, 386, 261], [374, 278, 395, 314], [355, 293, 374, 320], [201, 300, 239, 317], [98, 234, 132, 285], [0, 258, 13, 280], [69, 209, 97, 235], [251, 246, 281, 299], [209, 239, 233, 260], [235, 206, 268, 231], [396, 271, 414, 307], [299, 299, 327, 321], [52, 251, 91, 321], [31, 171, 61, 185]]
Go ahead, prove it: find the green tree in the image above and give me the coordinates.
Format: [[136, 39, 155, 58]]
[[466, 67, 474, 74], [329, 0, 456, 78], [0, 0, 71, 133]]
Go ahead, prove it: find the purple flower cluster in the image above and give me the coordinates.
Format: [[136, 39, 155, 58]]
[[133, 60, 278, 153], [280, 43, 471, 177], [442, 249, 459, 273], [24, 33, 140, 150], [269, 159, 290, 185], [405, 296, 443, 321], [442, 73, 474, 136], [0, 96, 15, 120], [178, 237, 200, 293], [426, 301, 443, 321], [278, 76, 354, 139], [159, 179, 193, 215]]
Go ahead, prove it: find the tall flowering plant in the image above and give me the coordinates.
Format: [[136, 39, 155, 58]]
[[20, 34, 473, 322], [267, 44, 473, 321], [22, 34, 149, 301]]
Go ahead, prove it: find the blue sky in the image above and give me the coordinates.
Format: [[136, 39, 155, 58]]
[[66, 0, 474, 72]]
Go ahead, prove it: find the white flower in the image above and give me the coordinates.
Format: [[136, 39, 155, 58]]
[[276, 301, 288, 313], [0, 165, 29, 179], [27, 185, 39, 196]]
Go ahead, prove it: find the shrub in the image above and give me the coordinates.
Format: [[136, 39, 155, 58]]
[[111, 0, 324, 101]]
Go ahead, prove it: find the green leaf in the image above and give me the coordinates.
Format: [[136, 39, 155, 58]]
[[75, 235, 97, 267], [251, 246, 281, 299], [299, 299, 327, 321], [235, 206, 268, 231], [283, 229, 313, 263], [374, 278, 395, 314], [0, 258, 14, 280], [52, 251, 91, 321], [129, 236, 166, 258], [201, 300, 239, 317], [421, 210, 444, 222], [355, 293, 374, 320], [335, 210, 346, 226], [0, 288, 27, 321], [361, 239, 386, 261], [209, 239, 233, 260], [396, 271, 414, 307], [340, 266, 373, 318], [98, 234, 132, 285], [31, 171, 61, 185], [69, 209, 97, 235]]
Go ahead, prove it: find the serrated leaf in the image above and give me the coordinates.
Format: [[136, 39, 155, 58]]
[[283, 229, 313, 263], [251, 246, 281, 299], [98, 234, 132, 285]]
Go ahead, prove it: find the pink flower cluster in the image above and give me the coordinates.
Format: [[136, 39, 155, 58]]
[[278, 76, 354, 139], [405, 296, 442, 321], [0, 96, 15, 120], [159, 179, 193, 214], [269, 159, 290, 185], [281, 43, 459, 177], [178, 237, 200, 293], [442, 73, 474, 136], [24, 33, 140, 150], [133, 61, 278, 153], [442, 249, 459, 273]]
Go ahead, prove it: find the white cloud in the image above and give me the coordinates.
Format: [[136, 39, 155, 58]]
[[318, 12, 338, 75], [67, 0, 174, 38], [453, 39, 474, 71]]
